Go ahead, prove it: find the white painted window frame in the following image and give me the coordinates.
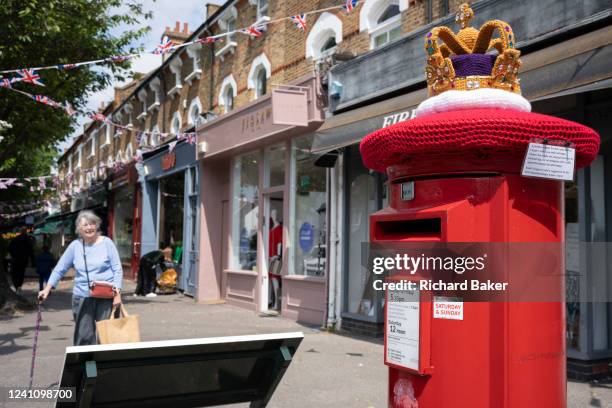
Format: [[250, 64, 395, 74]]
[[306, 12, 343, 60]]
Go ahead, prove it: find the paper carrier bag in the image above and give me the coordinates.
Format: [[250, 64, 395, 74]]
[[96, 304, 140, 344]]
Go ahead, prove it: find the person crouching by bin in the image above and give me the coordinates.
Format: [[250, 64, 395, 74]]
[[134, 250, 164, 297], [38, 210, 123, 346], [35, 245, 56, 291]]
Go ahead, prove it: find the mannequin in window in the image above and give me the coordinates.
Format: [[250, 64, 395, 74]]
[[268, 209, 282, 310]]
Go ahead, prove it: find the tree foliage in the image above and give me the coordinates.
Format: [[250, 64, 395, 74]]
[[0, 0, 152, 310], [0, 0, 152, 195]]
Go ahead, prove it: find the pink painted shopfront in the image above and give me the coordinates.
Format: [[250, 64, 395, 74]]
[[196, 73, 327, 325]]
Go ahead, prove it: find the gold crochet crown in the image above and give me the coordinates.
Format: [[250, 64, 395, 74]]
[[424, 3, 522, 96]]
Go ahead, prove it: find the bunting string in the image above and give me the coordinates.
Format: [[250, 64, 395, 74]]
[[2, 85, 196, 143], [0, 2, 357, 76]]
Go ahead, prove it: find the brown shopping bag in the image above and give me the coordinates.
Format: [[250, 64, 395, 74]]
[[96, 304, 140, 344]]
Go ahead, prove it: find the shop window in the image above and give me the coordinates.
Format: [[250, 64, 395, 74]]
[[159, 172, 186, 268], [219, 75, 237, 114], [344, 145, 387, 318], [289, 136, 327, 276], [113, 187, 134, 265], [231, 151, 260, 271], [306, 12, 342, 60], [248, 53, 271, 99], [264, 143, 285, 187], [361, 0, 402, 49]]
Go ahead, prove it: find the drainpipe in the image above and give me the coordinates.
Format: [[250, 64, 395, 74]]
[[427, 0, 433, 23], [206, 29, 215, 111], [326, 160, 340, 328]]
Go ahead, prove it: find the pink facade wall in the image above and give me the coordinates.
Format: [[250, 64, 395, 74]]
[[197, 72, 327, 326]]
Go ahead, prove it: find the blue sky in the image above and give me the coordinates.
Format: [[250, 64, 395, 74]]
[[59, 0, 224, 153]]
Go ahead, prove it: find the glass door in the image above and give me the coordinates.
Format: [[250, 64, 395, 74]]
[[261, 190, 284, 313]]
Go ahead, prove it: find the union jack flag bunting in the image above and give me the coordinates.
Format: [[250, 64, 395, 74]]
[[0, 78, 12, 88], [64, 102, 77, 116], [168, 140, 178, 153], [240, 25, 265, 38], [90, 113, 107, 122], [344, 0, 358, 12], [198, 36, 220, 44], [291, 14, 308, 30], [17, 69, 44, 86], [33, 95, 61, 108], [186, 133, 196, 145], [153, 36, 174, 55], [57, 63, 77, 70], [107, 55, 132, 63]]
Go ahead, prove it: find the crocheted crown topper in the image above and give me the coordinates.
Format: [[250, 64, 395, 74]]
[[425, 3, 521, 96]]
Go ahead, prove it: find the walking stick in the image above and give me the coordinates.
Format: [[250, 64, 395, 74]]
[[28, 302, 42, 390]]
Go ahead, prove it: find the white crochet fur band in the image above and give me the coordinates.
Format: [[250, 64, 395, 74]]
[[415, 88, 532, 117]]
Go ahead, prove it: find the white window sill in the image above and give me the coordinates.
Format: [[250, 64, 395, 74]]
[[215, 41, 237, 60], [167, 84, 183, 98], [185, 69, 202, 85], [147, 101, 160, 112], [137, 112, 146, 122]]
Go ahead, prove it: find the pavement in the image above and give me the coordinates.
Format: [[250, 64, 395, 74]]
[[0, 277, 611, 407]]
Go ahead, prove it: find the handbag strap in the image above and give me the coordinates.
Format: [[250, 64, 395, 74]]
[[110, 304, 129, 320], [82, 239, 91, 289]]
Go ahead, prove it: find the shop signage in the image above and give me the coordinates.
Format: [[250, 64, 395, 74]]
[[162, 152, 177, 171], [433, 296, 464, 320], [241, 107, 272, 135], [272, 87, 309, 127], [382, 109, 417, 128], [299, 222, 314, 252], [386, 288, 420, 371]]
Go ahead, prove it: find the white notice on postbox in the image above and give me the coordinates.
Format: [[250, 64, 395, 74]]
[[433, 296, 463, 320], [521, 143, 576, 181], [386, 288, 420, 371]]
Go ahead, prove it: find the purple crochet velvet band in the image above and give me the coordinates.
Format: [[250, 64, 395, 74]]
[[450, 54, 496, 76]]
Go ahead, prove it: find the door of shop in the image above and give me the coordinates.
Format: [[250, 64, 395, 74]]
[[184, 167, 199, 296], [260, 190, 284, 314]]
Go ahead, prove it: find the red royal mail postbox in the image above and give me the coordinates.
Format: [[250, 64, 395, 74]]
[[360, 4, 599, 408]]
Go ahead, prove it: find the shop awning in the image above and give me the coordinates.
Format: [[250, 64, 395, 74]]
[[310, 89, 426, 154], [33, 220, 63, 235]]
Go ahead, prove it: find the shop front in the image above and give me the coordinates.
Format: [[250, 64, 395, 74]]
[[140, 140, 199, 296], [322, 2, 612, 378], [108, 163, 141, 280], [197, 73, 326, 325]]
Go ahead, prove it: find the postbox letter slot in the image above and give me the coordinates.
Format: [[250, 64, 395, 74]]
[[374, 218, 441, 241]]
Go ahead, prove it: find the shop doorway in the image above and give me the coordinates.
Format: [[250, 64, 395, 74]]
[[158, 172, 186, 291], [261, 190, 284, 314]]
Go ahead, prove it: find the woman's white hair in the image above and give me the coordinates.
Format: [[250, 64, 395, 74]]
[[75, 210, 102, 236]]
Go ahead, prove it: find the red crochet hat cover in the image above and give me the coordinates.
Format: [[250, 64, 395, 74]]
[[359, 4, 599, 175]]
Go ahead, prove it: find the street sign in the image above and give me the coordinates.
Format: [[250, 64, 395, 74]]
[[56, 332, 304, 407]]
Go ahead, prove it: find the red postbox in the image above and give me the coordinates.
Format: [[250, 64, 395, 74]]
[[360, 5, 599, 407]]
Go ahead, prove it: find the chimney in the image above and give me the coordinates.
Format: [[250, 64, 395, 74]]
[[163, 20, 192, 47], [205, 3, 221, 19]]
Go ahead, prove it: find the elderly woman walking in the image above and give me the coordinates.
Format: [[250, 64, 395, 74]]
[[38, 210, 123, 345]]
